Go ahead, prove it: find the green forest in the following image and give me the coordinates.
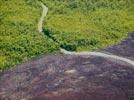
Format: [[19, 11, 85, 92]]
[[0, 0, 134, 71]]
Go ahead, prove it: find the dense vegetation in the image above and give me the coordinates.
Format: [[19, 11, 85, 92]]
[[43, 0, 134, 51], [0, 0, 134, 71], [0, 0, 59, 71]]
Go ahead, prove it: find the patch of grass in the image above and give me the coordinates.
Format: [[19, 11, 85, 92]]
[[44, 0, 134, 51], [0, 0, 134, 71], [0, 0, 59, 71]]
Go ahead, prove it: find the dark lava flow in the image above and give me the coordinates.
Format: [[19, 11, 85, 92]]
[[103, 33, 134, 60], [0, 33, 134, 100]]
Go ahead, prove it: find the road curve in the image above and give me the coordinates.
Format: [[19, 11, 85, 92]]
[[38, 3, 134, 66]]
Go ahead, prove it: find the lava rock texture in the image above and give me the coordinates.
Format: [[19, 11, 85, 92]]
[[0, 33, 134, 100]]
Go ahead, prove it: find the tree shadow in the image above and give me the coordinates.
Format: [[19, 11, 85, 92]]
[[42, 28, 76, 51]]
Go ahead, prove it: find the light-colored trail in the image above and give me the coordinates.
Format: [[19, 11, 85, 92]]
[[38, 2, 48, 32], [38, 3, 134, 66], [61, 49, 134, 66]]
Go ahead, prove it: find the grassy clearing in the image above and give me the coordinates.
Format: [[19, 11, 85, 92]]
[[0, 0, 134, 71], [43, 0, 134, 51]]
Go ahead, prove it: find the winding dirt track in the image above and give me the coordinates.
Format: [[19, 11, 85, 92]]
[[38, 3, 134, 66], [0, 3, 134, 100]]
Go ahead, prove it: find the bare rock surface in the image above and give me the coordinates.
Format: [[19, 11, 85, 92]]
[[103, 33, 134, 60], [0, 33, 134, 100]]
